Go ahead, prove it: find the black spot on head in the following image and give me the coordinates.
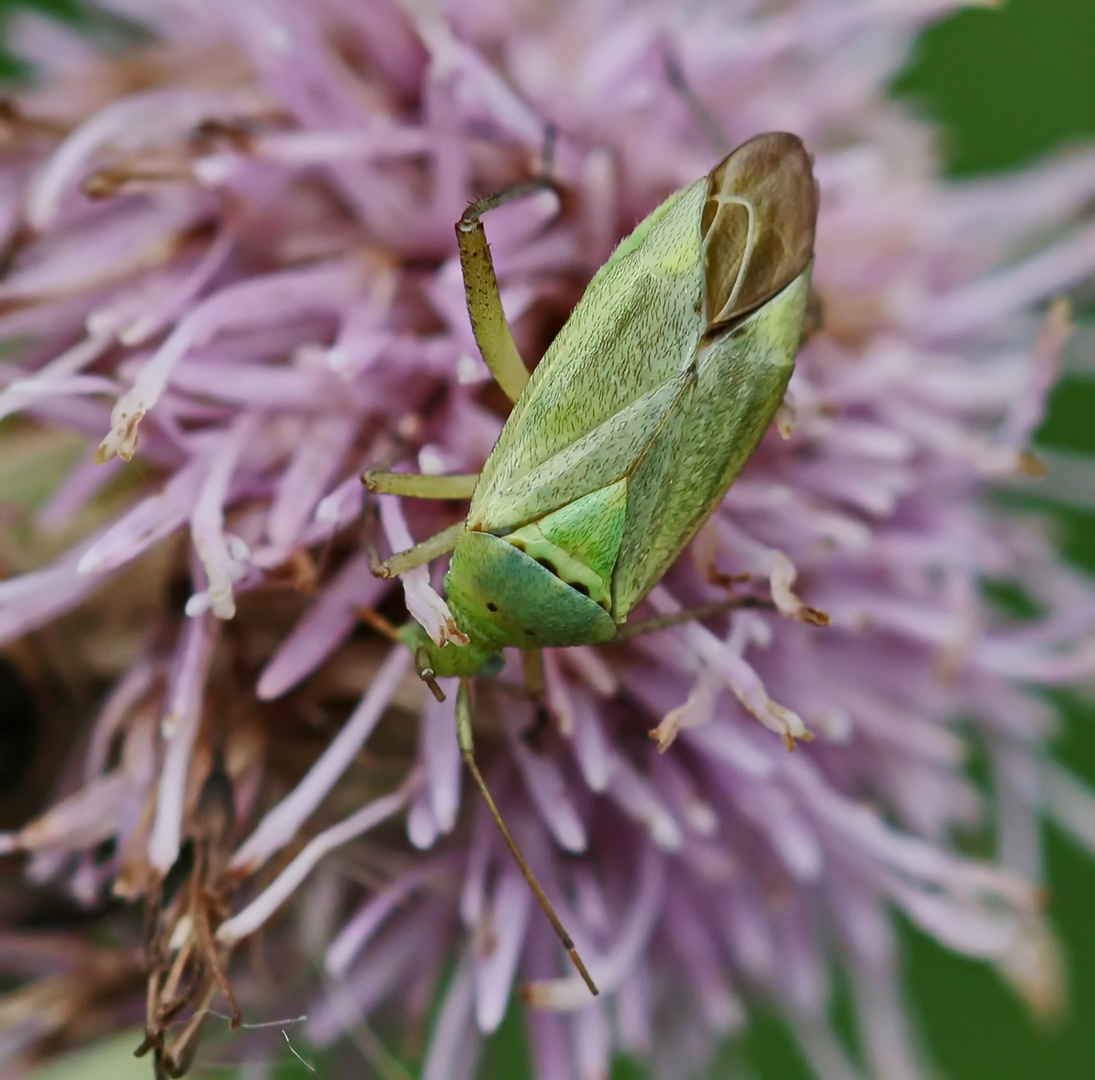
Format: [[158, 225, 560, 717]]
[[523, 628, 535, 637], [486, 602, 498, 612]]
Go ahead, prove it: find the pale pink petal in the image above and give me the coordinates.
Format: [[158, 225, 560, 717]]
[[218, 775, 419, 946], [230, 647, 411, 874]]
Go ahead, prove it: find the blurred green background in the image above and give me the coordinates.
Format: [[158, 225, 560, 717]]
[[751, 3, 1095, 1078], [739, 3, 1095, 1078], [3, 0, 1094, 1077], [893, 4, 1095, 1080]]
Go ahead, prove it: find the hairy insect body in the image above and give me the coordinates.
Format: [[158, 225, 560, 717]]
[[438, 137, 816, 671]]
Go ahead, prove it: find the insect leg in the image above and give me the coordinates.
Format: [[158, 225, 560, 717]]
[[612, 596, 777, 642], [367, 519, 464, 579], [456, 176, 555, 404], [456, 678, 598, 996], [521, 648, 546, 700], [362, 470, 479, 500]]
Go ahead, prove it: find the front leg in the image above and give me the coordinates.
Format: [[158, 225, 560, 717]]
[[456, 176, 554, 404], [361, 472, 476, 578], [521, 647, 546, 700], [367, 520, 465, 579]]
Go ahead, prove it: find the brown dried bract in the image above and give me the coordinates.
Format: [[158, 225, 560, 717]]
[[136, 759, 242, 1079]]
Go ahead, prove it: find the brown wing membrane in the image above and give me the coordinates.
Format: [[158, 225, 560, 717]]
[[701, 132, 818, 332]]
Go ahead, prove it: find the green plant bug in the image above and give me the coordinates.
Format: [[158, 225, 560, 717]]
[[364, 131, 819, 995]]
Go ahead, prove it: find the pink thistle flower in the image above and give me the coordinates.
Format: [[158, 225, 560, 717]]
[[1, 1, 1094, 1077]]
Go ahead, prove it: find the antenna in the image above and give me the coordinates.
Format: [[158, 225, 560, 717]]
[[455, 678, 597, 995]]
